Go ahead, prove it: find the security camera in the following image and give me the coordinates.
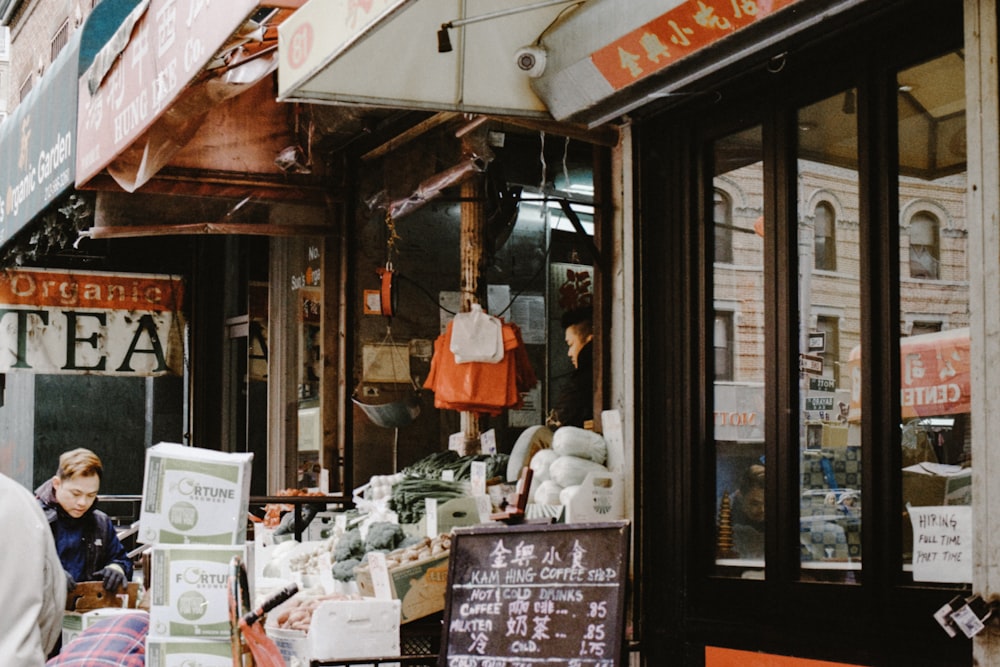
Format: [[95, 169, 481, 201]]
[[514, 46, 547, 78]]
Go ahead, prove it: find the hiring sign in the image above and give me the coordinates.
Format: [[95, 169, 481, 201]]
[[0, 268, 185, 375]]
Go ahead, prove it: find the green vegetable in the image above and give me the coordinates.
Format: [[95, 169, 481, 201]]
[[332, 558, 361, 582], [332, 528, 364, 561], [364, 521, 405, 551]]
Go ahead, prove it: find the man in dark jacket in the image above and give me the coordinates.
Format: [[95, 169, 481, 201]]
[[36, 448, 133, 593], [548, 306, 594, 429]]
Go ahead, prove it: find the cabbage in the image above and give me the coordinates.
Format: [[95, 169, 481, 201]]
[[529, 448, 560, 483], [552, 426, 608, 465], [533, 479, 564, 505], [548, 455, 608, 488]]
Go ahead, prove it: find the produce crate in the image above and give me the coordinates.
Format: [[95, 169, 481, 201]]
[[354, 552, 450, 623]]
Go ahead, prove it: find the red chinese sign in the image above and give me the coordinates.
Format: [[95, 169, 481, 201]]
[[591, 0, 802, 91], [848, 328, 971, 421]]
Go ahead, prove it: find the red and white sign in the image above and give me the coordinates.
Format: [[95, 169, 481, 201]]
[[848, 328, 971, 421], [0, 268, 185, 375], [75, 0, 262, 186], [590, 0, 802, 92]]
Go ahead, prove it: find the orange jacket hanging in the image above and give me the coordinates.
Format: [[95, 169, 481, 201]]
[[424, 320, 537, 415]]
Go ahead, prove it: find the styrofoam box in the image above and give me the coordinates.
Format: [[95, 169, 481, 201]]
[[145, 638, 233, 667], [139, 442, 253, 544], [149, 544, 246, 638], [266, 598, 401, 665], [563, 471, 625, 523], [62, 609, 147, 647]]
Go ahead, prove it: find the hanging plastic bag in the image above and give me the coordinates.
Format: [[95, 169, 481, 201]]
[[450, 303, 504, 363]]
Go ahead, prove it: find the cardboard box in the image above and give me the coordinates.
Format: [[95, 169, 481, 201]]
[[265, 598, 401, 665], [902, 464, 972, 507], [149, 544, 246, 638], [62, 609, 147, 647], [355, 553, 450, 623], [145, 638, 233, 667], [822, 422, 849, 448], [139, 442, 253, 545]]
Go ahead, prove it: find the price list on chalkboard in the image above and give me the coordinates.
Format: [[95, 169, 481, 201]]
[[441, 521, 630, 667]]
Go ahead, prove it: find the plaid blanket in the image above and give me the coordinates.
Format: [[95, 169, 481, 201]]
[[47, 612, 147, 667]]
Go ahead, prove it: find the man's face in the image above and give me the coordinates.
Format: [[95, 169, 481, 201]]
[[743, 487, 766, 523], [565, 325, 591, 369], [53, 473, 100, 518]]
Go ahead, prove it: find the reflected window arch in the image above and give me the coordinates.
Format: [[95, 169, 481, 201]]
[[909, 211, 940, 279], [814, 201, 837, 271], [714, 189, 733, 264]]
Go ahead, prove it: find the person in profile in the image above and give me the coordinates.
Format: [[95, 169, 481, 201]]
[[731, 463, 766, 559], [547, 305, 594, 429]]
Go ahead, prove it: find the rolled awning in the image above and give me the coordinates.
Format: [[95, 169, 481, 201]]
[[75, 0, 306, 193]]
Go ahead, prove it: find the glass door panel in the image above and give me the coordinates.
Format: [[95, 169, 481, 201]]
[[712, 126, 767, 576], [797, 90, 862, 583], [895, 51, 970, 584]]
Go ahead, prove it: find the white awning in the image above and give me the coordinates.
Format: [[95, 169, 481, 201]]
[[277, 0, 564, 117]]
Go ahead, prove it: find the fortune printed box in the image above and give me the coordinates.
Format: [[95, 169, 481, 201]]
[[139, 442, 253, 544], [145, 638, 233, 667], [149, 544, 246, 638]]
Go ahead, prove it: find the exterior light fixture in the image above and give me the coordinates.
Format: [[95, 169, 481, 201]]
[[437, 0, 581, 54]]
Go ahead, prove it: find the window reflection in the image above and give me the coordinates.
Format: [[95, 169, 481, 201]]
[[712, 126, 766, 576], [897, 52, 970, 584], [797, 89, 862, 582]]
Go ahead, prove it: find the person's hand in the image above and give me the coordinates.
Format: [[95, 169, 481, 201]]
[[65, 571, 77, 592], [94, 565, 127, 592]]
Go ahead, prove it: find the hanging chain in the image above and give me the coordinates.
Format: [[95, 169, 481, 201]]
[[384, 211, 401, 270]]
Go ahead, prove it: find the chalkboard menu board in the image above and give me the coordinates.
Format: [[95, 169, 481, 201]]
[[441, 521, 630, 667]]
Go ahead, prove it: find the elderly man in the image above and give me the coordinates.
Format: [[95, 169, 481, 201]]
[[0, 472, 66, 665]]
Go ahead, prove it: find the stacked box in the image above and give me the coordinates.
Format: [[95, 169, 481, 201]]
[[145, 638, 234, 667], [139, 442, 253, 545], [148, 544, 246, 638], [141, 444, 254, 659]]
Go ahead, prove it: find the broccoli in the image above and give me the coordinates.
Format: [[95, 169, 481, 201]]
[[332, 528, 364, 561], [364, 521, 405, 552], [331, 558, 361, 582]]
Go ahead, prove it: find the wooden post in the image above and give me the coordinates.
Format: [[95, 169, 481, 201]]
[[458, 171, 486, 454]]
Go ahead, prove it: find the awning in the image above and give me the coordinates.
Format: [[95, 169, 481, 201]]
[[277, 0, 560, 117], [529, 0, 881, 125], [0, 0, 144, 250], [76, 0, 306, 193]]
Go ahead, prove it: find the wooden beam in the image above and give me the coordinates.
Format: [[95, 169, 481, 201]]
[[82, 222, 336, 239]]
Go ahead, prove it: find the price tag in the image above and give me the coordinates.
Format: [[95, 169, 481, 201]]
[[426, 497, 439, 538], [448, 432, 464, 452], [470, 461, 487, 495], [480, 429, 497, 454], [335, 513, 348, 533], [367, 551, 393, 601], [474, 494, 493, 523]]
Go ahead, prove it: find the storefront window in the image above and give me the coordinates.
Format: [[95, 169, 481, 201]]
[[712, 126, 766, 575], [896, 51, 970, 584], [797, 90, 862, 583]]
